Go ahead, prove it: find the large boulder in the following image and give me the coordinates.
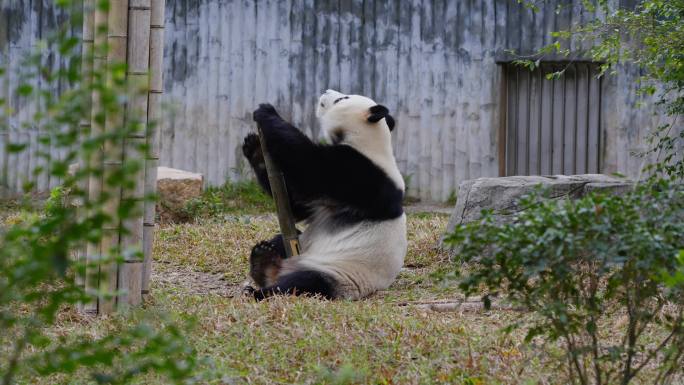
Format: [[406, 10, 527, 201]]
[[443, 174, 633, 245], [156, 167, 203, 222]]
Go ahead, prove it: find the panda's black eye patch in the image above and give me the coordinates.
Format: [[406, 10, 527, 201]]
[[331, 129, 346, 145], [333, 96, 350, 104]]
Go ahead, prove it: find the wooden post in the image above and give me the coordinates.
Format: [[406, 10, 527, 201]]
[[142, 0, 165, 297], [256, 124, 300, 258]]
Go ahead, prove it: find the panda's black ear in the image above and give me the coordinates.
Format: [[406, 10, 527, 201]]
[[368, 105, 389, 123], [385, 114, 396, 131]]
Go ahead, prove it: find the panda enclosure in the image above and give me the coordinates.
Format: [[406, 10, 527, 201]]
[[0, 0, 670, 201]]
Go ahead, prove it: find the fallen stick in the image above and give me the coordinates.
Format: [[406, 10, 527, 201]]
[[396, 300, 525, 312], [256, 122, 300, 258]]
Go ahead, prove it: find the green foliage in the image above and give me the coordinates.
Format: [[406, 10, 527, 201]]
[[180, 179, 274, 221], [444, 182, 684, 384], [0, 1, 195, 384], [452, 2, 684, 382]]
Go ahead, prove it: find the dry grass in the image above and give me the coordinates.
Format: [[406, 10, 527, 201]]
[[132, 210, 559, 384], [8, 198, 661, 385], [154, 214, 280, 283], [3, 205, 564, 384], [139, 291, 555, 385], [3, 189, 680, 384], [153, 211, 458, 301]]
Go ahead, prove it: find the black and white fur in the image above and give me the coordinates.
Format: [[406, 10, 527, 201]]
[[242, 90, 407, 300]]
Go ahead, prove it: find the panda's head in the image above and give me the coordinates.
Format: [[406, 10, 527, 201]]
[[316, 89, 404, 190], [316, 90, 396, 147]]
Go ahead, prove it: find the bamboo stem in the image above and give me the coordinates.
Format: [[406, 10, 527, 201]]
[[256, 124, 300, 257], [75, 0, 95, 296], [142, 0, 165, 297], [81, 0, 160, 313], [98, 0, 129, 314], [83, 0, 109, 315], [117, 0, 151, 306]]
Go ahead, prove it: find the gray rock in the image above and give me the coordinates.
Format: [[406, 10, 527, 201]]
[[442, 174, 633, 247]]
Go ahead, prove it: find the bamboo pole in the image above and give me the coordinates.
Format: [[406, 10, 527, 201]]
[[142, 0, 165, 296], [98, 0, 129, 314], [118, 0, 151, 307], [75, 0, 95, 295], [83, 0, 109, 315], [256, 124, 300, 257], [82, 0, 160, 314]]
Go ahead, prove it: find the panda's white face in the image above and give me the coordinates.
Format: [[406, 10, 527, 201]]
[[316, 89, 404, 191], [316, 89, 391, 146]]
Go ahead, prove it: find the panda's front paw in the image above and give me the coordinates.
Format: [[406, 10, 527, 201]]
[[242, 133, 262, 160], [253, 103, 279, 123]]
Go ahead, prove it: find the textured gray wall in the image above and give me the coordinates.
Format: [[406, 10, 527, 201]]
[[1, 0, 676, 200], [1, 0, 80, 193]]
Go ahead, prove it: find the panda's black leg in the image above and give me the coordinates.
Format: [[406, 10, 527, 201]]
[[253, 270, 337, 301], [249, 240, 284, 288]]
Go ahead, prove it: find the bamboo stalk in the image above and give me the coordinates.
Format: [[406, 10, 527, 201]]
[[256, 124, 300, 257], [117, 0, 151, 306], [142, 0, 165, 297], [98, 0, 129, 314], [75, 0, 96, 296], [83, 0, 109, 315]]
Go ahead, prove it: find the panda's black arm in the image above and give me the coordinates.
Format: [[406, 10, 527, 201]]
[[253, 104, 403, 220], [242, 133, 313, 222], [253, 104, 315, 154]]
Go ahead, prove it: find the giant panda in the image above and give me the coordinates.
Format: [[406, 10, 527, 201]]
[[241, 90, 406, 300]]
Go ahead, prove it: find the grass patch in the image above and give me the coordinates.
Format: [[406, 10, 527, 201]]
[[3, 204, 672, 384], [181, 180, 274, 220], [153, 211, 454, 300], [142, 291, 553, 385], [154, 214, 280, 282]]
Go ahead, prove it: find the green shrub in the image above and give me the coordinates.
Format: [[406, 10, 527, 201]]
[[444, 182, 684, 385]]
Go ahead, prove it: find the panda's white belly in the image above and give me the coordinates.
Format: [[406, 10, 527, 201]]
[[282, 212, 407, 299]]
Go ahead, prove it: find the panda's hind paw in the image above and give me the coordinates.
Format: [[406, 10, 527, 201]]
[[251, 240, 278, 257]]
